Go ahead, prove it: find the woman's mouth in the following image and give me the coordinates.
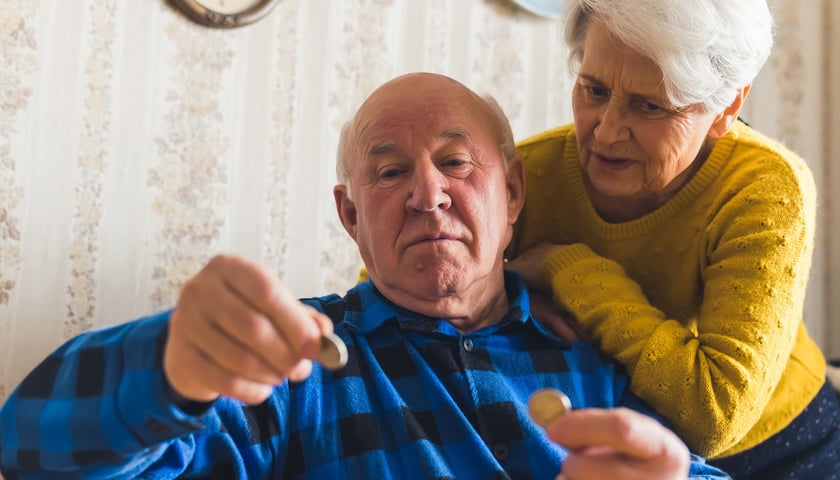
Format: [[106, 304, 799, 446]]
[[593, 153, 633, 171]]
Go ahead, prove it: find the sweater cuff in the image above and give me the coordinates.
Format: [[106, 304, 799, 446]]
[[542, 243, 599, 284]]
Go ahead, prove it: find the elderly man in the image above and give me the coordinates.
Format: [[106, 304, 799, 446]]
[[0, 73, 726, 479]]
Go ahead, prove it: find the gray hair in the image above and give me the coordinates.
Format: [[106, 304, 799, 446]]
[[564, 0, 774, 113], [336, 93, 516, 198]]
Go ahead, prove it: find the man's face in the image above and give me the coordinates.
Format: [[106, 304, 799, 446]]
[[335, 74, 524, 319]]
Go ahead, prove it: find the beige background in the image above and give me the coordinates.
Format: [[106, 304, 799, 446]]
[[0, 0, 838, 413]]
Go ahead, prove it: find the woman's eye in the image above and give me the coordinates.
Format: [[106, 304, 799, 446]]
[[586, 86, 608, 98], [633, 98, 676, 118], [642, 101, 662, 112]]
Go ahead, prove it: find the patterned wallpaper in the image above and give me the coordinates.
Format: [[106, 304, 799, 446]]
[[0, 0, 836, 407]]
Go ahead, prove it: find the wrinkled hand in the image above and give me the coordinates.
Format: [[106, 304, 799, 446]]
[[164, 254, 332, 405], [547, 408, 690, 480], [529, 292, 586, 342], [506, 243, 565, 292]]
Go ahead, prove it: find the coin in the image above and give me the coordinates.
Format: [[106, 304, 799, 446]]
[[317, 332, 348, 370], [528, 388, 572, 427]]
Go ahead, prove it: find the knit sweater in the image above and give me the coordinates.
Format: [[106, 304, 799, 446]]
[[507, 120, 825, 458]]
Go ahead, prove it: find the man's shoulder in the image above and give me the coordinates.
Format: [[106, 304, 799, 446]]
[[300, 284, 369, 325]]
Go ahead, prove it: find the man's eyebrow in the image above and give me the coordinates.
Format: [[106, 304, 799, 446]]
[[441, 128, 471, 142], [441, 128, 478, 149], [368, 142, 396, 156]]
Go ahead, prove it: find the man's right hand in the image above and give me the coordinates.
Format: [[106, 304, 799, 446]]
[[546, 407, 690, 480], [163, 254, 333, 405]]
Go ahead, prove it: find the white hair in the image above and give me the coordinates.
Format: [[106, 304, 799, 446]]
[[564, 0, 774, 113], [336, 92, 516, 198]]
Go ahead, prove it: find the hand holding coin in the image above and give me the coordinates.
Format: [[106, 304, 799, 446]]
[[528, 388, 572, 427], [317, 332, 348, 370]]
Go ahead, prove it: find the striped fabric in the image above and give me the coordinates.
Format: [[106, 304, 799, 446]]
[[0, 272, 727, 479]]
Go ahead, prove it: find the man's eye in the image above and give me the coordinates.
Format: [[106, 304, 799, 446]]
[[440, 157, 475, 177], [441, 157, 467, 168], [379, 168, 404, 179]]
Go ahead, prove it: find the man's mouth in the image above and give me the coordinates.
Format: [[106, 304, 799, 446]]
[[409, 233, 458, 247]]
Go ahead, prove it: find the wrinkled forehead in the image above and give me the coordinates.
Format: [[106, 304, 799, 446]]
[[351, 90, 495, 158]]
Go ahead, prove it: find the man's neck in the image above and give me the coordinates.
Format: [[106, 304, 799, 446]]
[[374, 274, 510, 333]]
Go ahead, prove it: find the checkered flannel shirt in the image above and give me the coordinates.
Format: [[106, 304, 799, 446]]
[[0, 272, 727, 479]]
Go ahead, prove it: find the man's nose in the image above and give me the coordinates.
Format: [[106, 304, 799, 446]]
[[406, 165, 452, 213], [594, 102, 631, 144]]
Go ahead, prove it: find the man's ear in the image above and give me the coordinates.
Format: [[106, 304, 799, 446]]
[[334, 185, 358, 240], [506, 155, 526, 224], [709, 84, 751, 138]]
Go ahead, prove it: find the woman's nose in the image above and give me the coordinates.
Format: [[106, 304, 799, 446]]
[[594, 102, 631, 144]]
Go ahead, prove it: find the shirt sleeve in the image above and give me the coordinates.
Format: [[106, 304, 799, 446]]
[[0, 311, 212, 478]]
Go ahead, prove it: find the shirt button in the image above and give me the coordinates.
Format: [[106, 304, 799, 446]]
[[493, 443, 509, 461], [462, 338, 474, 352]]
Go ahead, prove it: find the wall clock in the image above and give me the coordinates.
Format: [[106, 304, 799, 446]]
[[169, 0, 281, 28], [510, 0, 566, 19]]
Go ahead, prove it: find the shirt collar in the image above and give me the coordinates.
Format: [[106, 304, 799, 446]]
[[343, 271, 568, 344]]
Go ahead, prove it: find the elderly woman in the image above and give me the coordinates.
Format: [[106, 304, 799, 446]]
[[505, 0, 840, 478]]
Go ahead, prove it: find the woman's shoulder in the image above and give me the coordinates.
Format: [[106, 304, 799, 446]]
[[515, 123, 576, 156], [715, 122, 815, 199], [713, 122, 817, 224], [728, 121, 812, 177]]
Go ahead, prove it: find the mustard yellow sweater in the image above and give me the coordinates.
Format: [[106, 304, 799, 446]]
[[507, 121, 825, 459]]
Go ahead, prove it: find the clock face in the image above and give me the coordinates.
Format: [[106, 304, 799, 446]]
[[193, 0, 265, 15], [510, 0, 566, 19], [170, 0, 280, 28]]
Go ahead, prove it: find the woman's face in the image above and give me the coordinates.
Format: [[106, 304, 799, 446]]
[[572, 21, 727, 217]]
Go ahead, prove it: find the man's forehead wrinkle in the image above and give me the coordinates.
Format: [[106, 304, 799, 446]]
[[350, 83, 490, 162], [364, 128, 475, 159]]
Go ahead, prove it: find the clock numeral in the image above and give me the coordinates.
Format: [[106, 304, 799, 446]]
[[203, 9, 240, 27]]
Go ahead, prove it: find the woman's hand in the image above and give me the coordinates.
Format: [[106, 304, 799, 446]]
[[508, 243, 585, 341], [506, 243, 565, 292], [530, 291, 586, 342]]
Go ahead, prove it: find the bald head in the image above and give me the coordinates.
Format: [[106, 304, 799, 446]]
[[336, 73, 515, 195]]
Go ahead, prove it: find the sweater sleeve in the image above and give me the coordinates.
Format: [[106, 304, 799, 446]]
[[541, 164, 816, 457]]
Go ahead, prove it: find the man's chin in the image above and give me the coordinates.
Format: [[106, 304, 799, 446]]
[[375, 272, 464, 306]]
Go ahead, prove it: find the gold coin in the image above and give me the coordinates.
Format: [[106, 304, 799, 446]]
[[317, 332, 348, 370], [528, 388, 572, 427]]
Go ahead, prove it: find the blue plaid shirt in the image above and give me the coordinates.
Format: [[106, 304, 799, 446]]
[[0, 273, 727, 479]]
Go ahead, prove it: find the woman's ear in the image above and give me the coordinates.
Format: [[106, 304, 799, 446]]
[[709, 84, 751, 138], [334, 185, 358, 240]]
